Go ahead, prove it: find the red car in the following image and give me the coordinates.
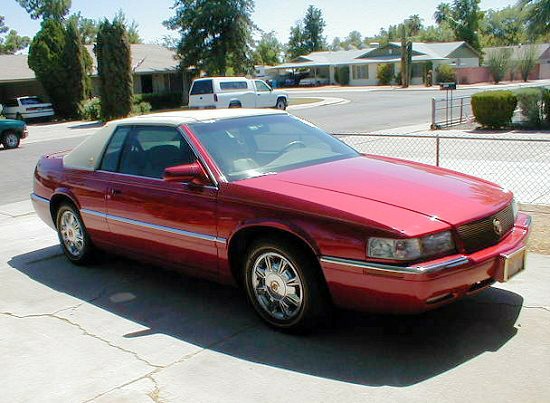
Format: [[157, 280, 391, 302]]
[[32, 109, 531, 331]]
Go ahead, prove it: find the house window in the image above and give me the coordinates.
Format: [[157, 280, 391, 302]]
[[141, 75, 153, 94], [352, 65, 369, 80]]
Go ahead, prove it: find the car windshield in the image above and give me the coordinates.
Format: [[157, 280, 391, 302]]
[[20, 97, 44, 105], [189, 114, 359, 181]]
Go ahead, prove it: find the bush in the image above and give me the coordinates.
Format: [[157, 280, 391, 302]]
[[435, 64, 456, 83], [515, 88, 543, 127], [377, 64, 394, 85], [543, 89, 550, 126], [334, 66, 349, 85], [131, 101, 152, 115], [81, 98, 102, 121], [471, 90, 517, 128], [486, 48, 511, 84], [134, 92, 183, 110]]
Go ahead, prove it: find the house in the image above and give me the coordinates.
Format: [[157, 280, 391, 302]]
[[273, 41, 481, 86], [484, 43, 550, 79], [0, 44, 184, 102]]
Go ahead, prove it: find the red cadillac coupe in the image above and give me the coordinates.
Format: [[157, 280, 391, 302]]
[[32, 109, 531, 331]]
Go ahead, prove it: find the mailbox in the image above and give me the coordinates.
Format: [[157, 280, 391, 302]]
[[440, 82, 457, 90]]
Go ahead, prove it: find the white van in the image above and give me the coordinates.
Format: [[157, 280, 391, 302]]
[[189, 77, 288, 110]]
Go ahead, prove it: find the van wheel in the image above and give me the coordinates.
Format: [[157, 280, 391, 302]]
[[2, 131, 20, 149], [275, 98, 287, 110]]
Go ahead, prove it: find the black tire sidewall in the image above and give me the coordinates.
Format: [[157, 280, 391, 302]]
[[276, 98, 286, 110], [244, 240, 323, 331], [56, 204, 93, 265], [2, 131, 20, 149]]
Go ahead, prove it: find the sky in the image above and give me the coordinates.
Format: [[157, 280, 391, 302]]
[[1, 0, 518, 46]]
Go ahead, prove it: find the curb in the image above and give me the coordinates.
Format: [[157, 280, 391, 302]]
[[287, 97, 350, 110]]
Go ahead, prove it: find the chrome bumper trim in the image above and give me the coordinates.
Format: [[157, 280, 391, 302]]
[[31, 193, 50, 205], [80, 208, 226, 244], [319, 256, 470, 275]]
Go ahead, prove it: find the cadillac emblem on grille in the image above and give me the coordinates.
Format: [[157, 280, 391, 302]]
[[493, 218, 503, 236]]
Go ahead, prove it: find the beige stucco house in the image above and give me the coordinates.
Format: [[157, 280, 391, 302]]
[[274, 41, 481, 86]]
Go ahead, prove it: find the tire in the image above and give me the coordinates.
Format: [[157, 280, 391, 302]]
[[275, 98, 287, 110], [244, 238, 329, 332], [2, 131, 20, 149], [56, 203, 94, 265], [15, 113, 24, 122], [228, 102, 242, 109]]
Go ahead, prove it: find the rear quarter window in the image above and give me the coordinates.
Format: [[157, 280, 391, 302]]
[[190, 80, 214, 95], [219, 81, 249, 91], [4, 99, 19, 107]]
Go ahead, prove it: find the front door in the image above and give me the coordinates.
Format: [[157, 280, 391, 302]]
[[254, 80, 275, 108], [99, 124, 219, 279]]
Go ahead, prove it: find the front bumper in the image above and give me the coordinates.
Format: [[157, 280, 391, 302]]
[[320, 212, 531, 314]]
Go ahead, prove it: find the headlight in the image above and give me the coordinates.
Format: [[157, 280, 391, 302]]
[[367, 231, 455, 261], [511, 198, 518, 218]]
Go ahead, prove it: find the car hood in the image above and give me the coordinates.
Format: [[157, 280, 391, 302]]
[[236, 155, 512, 228]]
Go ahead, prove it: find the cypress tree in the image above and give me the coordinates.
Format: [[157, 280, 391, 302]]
[[62, 19, 89, 118], [95, 19, 133, 120]]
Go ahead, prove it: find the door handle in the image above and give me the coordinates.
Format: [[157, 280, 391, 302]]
[[110, 189, 122, 196]]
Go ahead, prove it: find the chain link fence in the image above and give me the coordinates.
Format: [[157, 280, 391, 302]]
[[337, 133, 550, 205]]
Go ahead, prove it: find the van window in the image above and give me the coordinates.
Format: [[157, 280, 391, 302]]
[[219, 81, 248, 91], [190, 80, 214, 95]]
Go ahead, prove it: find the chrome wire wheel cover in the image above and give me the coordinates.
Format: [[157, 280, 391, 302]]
[[60, 211, 84, 257], [252, 252, 304, 321]]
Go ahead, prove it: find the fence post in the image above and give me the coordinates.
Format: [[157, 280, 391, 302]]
[[431, 98, 436, 130], [436, 135, 440, 167]]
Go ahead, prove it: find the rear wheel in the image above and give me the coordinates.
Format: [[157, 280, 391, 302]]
[[228, 101, 242, 108], [15, 113, 24, 121], [244, 238, 329, 332], [2, 131, 20, 149], [56, 203, 94, 265]]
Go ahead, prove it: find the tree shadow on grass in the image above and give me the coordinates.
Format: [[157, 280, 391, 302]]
[[9, 245, 523, 387]]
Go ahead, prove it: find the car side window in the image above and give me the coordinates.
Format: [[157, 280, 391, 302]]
[[117, 126, 197, 179], [255, 81, 271, 92], [100, 126, 132, 172]]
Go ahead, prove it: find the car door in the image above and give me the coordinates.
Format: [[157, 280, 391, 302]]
[[254, 80, 276, 108], [99, 124, 220, 279]]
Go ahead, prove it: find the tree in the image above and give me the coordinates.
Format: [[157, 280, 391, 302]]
[[95, 19, 133, 120], [253, 31, 282, 65], [286, 23, 308, 59], [486, 48, 512, 83], [330, 37, 342, 51], [114, 11, 142, 44], [164, 0, 255, 76], [68, 12, 98, 44], [434, 0, 484, 52], [62, 19, 89, 117], [345, 31, 362, 48], [0, 16, 30, 54], [405, 15, 423, 36], [303, 5, 326, 52], [520, 0, 550, 40], [28, 20, 70, 116], [518, 45, 537, 82], [481, 6, 527, 46], [16, 0, 71, 20]]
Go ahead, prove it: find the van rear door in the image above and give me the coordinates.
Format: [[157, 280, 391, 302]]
[[189, 79, 215, 108]]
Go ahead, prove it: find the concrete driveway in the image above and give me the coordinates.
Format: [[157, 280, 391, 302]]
[[1, 201, 550, 402]]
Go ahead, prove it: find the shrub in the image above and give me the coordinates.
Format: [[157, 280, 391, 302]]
[[131, 101, 152, 115], [377, 64, 394, 85], [81, 98, 102, 121], [543, 89, 550, 126], [134, 92, 183, 110], [435, 64, 455, 83], [518, 46, 537, 82], [515, 88, 543, 127], [471, 90, 517, 128], [334, 66, 349, 85], [486, 48, 511, 84]]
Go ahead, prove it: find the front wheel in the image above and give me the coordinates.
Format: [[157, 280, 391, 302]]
[[56, 204, 94, 265], [2, 131, 20, 149], [275, 98, 287, 110], [244, 239, 329, 332]]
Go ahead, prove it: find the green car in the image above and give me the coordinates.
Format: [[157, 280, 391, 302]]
[[0, 118, 28, 149]]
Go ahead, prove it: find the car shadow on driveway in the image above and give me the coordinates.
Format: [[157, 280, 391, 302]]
[[9, 246, 523, 387]]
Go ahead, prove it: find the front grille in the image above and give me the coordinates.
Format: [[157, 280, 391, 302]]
[[457, 204, 515, 253]]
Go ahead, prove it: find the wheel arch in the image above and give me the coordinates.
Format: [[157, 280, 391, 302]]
[[49, 190, 81, 228], [227, 223, 322, 286]]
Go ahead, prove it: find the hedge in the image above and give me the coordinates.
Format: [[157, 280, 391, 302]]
[[134, 92, 183, 110], [435, 64, 456, 83], [471, 90, 517, 128], [515, 88, 543, 128], [543, 88, 550, 126]]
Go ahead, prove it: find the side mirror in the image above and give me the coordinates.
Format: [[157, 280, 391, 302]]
[[163, 161, 210, 185]]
